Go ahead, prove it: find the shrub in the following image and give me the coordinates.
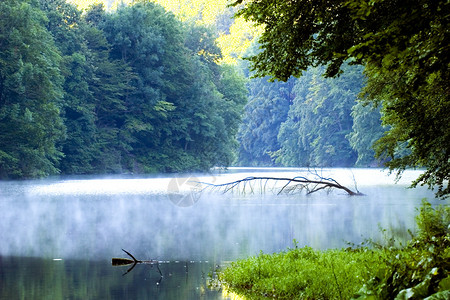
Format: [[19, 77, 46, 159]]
[[354, 200, 450, 299]]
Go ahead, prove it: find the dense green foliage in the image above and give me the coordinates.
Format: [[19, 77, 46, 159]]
[[237, 61, 385, 167], [277, 65, 365, 167], [218, 201, 450, 299], [347, 101, 387, 167], [0, 0, 65, 178], [232, 0, 449, 197], [237, 76, 294, 166], [0, 0, 247, 177]]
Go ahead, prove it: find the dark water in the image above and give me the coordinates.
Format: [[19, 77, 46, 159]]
[[0, 168, 441, 299], [0, 256, 218, 299]]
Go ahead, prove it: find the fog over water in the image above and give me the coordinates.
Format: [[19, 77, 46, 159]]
[[0, 168, 438, 262]]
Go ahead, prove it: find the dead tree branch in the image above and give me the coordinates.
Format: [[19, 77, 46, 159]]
[[201, 175, 364, 196]]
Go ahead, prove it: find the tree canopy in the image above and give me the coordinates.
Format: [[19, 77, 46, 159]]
[[232, 0, 450, 198]]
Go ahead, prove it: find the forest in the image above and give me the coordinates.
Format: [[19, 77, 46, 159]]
[[0, 0, 247, 177], [0, 0, 389, 179], [1, 0, 448, 199]]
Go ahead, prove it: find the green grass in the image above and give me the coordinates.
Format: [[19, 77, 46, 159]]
[[217, 201, 449, 299], [220, 246, 382, 299]]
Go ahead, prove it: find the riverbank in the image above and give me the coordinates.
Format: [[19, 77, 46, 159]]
[[215, 201, 449, 299]]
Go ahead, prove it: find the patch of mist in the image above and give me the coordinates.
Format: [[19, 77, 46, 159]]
[[222, 167, 428, 187], [0, 169, 437, 262]]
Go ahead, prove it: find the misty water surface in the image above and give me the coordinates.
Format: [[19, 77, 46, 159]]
[[0, 168, 439, 299]]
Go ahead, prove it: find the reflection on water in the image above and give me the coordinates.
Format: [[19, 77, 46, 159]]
[[0, 256, 222, 300], [0, 168, 440, 299]]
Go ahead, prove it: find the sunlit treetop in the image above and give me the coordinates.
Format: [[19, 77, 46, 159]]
[[151, 0, 228, 24], [216, 16, 263, 65], [69, 0, 261, 64], [68, 0, 227, 23]]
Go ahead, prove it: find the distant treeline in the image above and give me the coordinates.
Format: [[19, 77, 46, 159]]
[[237, 61, 389, 168], [0, 0, 247, 178]]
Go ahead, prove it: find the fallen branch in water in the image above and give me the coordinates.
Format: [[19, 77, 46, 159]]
[[201, 174, 364, 196]]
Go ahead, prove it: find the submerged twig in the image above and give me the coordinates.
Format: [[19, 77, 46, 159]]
[[112, 249, 161, 276]]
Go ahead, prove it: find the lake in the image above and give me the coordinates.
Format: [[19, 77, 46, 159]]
[[0, 168, 440, 299]]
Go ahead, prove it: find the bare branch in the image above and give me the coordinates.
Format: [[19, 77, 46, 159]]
[[199, 175, 364, 196]]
